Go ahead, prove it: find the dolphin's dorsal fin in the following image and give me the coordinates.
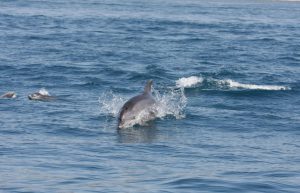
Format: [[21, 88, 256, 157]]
[[144, 80, 153, 94]]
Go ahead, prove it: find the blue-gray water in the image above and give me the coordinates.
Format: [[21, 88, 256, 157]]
[[1, 0, 300, 192]]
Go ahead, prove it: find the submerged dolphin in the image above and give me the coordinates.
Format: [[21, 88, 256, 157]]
[[28, 92, 53, 100], [1, 92, 16, 99], [28, 88, 54, 101], [118, 80, 157, 129]]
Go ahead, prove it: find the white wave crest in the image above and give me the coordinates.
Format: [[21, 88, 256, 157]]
[[219, 79, 290, 90], [38, 88, 50, 96], [176, 76, 203, 88]]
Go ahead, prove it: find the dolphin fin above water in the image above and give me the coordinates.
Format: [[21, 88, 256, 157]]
[[144, 80, 153, 94], [118, 80, 156, 129]]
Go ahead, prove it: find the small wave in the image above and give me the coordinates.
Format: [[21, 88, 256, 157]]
[[176, 76, 290, 91], [38, 88, 51, 96], [176, 76, 204, 88], [218, 79, 290, 91], [153, 87, 187, 119]]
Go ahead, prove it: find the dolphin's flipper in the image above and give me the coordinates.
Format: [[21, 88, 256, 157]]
[[144, 80, 153, 94]]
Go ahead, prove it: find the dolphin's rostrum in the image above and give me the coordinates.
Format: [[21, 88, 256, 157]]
[[118, 80, 157, 129]]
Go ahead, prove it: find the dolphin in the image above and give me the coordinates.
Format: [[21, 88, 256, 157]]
[[28, 93, 54, 100], [1, 92, 16, 99], [28, 88, 54, 101], [118, 80, 157, 129]]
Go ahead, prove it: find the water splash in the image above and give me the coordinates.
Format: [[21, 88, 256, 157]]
[[98, 91, 126, 117], [153, 87, 187, 119], [98, 87, 187, 128], [38, 88, 50, 96]]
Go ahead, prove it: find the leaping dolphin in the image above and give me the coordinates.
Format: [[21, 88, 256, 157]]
[[118, 80, 157, 129]]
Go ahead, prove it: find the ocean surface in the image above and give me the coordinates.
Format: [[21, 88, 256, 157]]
[[1, 0, 300, 192]]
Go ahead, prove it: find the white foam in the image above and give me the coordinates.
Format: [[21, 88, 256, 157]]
[[176, 76, 203, 88], [219, 79, 290, 90], [38, 88, 50, 96]]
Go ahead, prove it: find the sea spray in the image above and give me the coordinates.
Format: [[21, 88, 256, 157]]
[[153, 87, 187, 119], [98, 91, 126, 117]]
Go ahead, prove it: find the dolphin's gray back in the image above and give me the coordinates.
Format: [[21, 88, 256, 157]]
[[124, 93, 155, 112], [133, 93, 155, 111], [118, 92, 155, 127]]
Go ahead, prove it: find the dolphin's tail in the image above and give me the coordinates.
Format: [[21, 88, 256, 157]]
[[144, 80, 153, 94]]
